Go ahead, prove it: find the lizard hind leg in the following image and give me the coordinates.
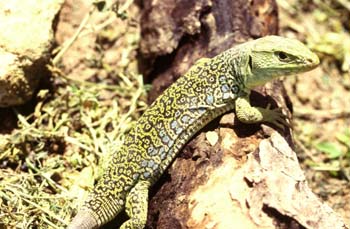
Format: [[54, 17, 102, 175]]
[[120, 180, 151, 229]]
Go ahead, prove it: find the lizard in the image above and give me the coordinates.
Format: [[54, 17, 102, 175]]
[[67, 35, 319, 229]]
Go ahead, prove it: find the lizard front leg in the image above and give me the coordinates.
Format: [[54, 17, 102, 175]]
[[120, 180, 151, 229], [235, 94, 289, 129]]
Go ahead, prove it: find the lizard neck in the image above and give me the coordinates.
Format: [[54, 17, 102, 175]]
[[214, 44, 251, 92]]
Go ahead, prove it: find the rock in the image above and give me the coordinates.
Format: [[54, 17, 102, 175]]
[[0, 0, 64, 107]]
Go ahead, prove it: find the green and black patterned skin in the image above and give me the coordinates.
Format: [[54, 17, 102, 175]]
[[68, 36, 319, 229]]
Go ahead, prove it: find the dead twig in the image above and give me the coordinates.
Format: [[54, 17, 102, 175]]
[[294, 107, 350, 121]]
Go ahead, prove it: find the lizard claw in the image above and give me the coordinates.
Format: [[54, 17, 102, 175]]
[[261, 105, 291, 130]]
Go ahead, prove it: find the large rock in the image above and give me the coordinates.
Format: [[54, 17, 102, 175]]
[[0, 0, 64, 107]]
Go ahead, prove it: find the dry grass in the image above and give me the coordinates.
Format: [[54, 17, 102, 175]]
[[0, 1, 147, 228], [0, 70, 148, 228]]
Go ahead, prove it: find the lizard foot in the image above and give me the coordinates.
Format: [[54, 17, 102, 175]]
[[260, 104, 291, 130]]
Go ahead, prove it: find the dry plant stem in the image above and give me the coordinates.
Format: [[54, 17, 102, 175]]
[[116, 0, 134, 13], [42, 216, 61, 229], [52, 6, 94, 65], [336, 0, 350, 11], [52, 0, 135, 66], [48, 65, 130, 93], [294, 107, 350, 121], [25, 158, 68, 193], [294, 137, 319, 162], [1, 184, 69, 227], [65, 136, 94, 152], [20, 197, 66, 226], [73, 0, 134, 44]]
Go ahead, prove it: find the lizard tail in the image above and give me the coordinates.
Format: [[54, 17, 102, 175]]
[[67, 192, 124, 229], [67, 210, 99, 229]]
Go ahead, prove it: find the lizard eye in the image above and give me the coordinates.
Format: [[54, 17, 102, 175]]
[[276, 51, 289, 61]]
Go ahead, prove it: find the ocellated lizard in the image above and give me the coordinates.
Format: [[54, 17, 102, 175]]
[[67, 36, 319, 229]]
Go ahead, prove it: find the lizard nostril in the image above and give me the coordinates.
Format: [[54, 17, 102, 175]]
[[308, 53, 320, 65], [306, 57, 319, 66]]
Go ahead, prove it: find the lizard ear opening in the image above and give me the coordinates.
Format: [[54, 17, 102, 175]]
[[248, 55, 253, 71]]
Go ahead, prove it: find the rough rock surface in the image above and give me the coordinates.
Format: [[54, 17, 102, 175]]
[[140, 0, 278, 103], [137, 0, 349, 228], [0, 0, 64, 107]]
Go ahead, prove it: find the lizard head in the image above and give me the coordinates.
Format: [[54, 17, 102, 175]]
[[244, 35, 319, 89]]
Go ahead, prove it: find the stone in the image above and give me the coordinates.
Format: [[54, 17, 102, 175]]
[[0, 0, 64, 107]]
